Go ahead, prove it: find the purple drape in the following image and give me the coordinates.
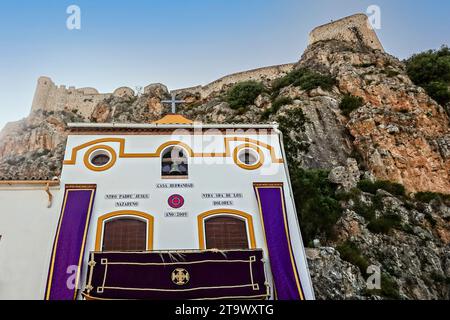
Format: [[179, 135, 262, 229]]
[[254, 183, 304, 300], [83, 250, 268, 300], [45, 185, 96, 300]]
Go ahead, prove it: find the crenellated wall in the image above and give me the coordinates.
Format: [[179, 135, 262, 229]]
[[29, 14, 382, 118], [309, 14, 384, 52], [172, 63, 295, 99], [29, 64, 295, 117], [30, 77, 137, 118]]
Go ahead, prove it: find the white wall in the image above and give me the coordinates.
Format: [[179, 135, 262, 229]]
[[0, 186, 62, 300]]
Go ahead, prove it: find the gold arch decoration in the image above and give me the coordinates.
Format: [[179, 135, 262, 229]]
[[63, 137, 283, 169], [233, 143, 265, 170], [197, 209, 257, 250], [95, 210, 154, 251], [83, 145, 117, 172]]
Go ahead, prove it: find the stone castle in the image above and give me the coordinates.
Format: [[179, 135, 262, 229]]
[[30, 13, 383, 118], [309, 13, 384, 52]]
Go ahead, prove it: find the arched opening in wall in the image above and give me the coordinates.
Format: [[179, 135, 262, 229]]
[[102, 218, 147, 251], [161, 146, 188, 178], [204, 216, 249, 250]]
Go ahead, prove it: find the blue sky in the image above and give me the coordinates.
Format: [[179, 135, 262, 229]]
[[0, 0, 449, 130]]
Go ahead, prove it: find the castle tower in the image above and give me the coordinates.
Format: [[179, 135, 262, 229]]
[[31, 76, 55, 113], [309, 13, 384, 52]]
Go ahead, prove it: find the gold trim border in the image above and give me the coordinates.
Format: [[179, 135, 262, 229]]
[[95, 210, 154, 251], [197, 209, 257, 250], [88, 255, 264, 296], [83, 145, 117, 172], [45, 185, 96, 300], [253, 183, 305, 300], [233, 143, 265, 170], [63, 137, 283, 167]]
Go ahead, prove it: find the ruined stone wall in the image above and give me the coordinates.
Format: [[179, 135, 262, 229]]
[[309, 14, 384, 52], [173, 63, 295, 99], [30, 77, 135, 118]]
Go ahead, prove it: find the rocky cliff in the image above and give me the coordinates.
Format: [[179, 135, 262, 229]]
[[0, 16, 449, 299]]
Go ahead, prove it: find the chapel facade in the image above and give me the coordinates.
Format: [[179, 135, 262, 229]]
[[0, 114, 314, 300]]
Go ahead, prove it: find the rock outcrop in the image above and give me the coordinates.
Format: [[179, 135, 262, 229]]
[[0, 14, 449, 299]]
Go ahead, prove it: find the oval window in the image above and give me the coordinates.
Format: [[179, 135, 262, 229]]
[[89, 150, 111, 167], [237, 148, 259, 166]]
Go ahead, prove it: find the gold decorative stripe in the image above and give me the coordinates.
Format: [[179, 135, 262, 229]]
[[104, 259, 253, 266], [82, 292, 269, 301], [233, 143, 265, 170], [0, 180, 60, 186], [99, 284, 255, 293], [63, 137, 283, 165], [93, 248, 263, 254], [279, 186, 305, 300], [83, 145, 117, 172], [191, 294, 269, 300]]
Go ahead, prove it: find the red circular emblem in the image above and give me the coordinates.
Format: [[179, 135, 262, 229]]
[[168, 194, 184, 209]]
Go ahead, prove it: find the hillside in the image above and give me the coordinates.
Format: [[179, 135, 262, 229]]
[[0, 15, 449, 299]]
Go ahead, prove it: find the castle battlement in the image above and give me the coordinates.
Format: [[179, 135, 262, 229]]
[[30, 63, 296, 117], [30, 14, 383, 118], [30, 77, 137, 118], [309, 13, 384, 52], [172, 63, 295, 99]]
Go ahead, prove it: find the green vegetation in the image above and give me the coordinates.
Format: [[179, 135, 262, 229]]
[[290, 168, 342, 243], [352, 198, 377, 221], [430, 272, 450, 284], [337, 241, 401, 299], [272, 96, 293, 111], [367, 214, 402, 234], [339, 182, 406, 235], [357, 179, 406, 197], [262, 96, 293, 119], [405, 46, 450, 106], [367, 274, 401, 300], [272, 68, 335, 94], [339, 94, 364, 116], [414, 191, 450, 204], [277, 108, 310, 163], [226, 81, 265, 109], [336, 241, 370, 275], [382, 69, 400, 78], [354, 62, 377, 68]]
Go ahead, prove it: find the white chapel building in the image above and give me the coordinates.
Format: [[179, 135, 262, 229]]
[[0, 113, 314, 300]]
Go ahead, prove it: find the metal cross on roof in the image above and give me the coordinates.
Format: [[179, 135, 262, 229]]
[[161, 93, 185, 114]]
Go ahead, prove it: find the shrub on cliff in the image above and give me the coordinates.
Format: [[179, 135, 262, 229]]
[[290, 168, 342, 244], [414, 191, 450, 205], [262, 96, 293, 119], [357, 179, 406, 197], [339, 94, 364, 116], [336, 241, 370, 275], [277, 108, 309, 165], [226, 81, 265, 109], [367, 214, 402, 234], [405, 46, 450, 106], [271, 68, 335, 93]]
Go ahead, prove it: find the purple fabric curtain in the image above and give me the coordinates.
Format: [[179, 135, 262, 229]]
[[83, 250, 268, 300], [45, 185, 96, 300], [254, 183, 304, 300]]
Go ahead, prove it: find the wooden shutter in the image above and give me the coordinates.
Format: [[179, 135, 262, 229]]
[[205, 216, 249, 250], [102, 218, 147, 251]]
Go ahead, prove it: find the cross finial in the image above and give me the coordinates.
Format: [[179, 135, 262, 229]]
[[161, 93, 185, 114]]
